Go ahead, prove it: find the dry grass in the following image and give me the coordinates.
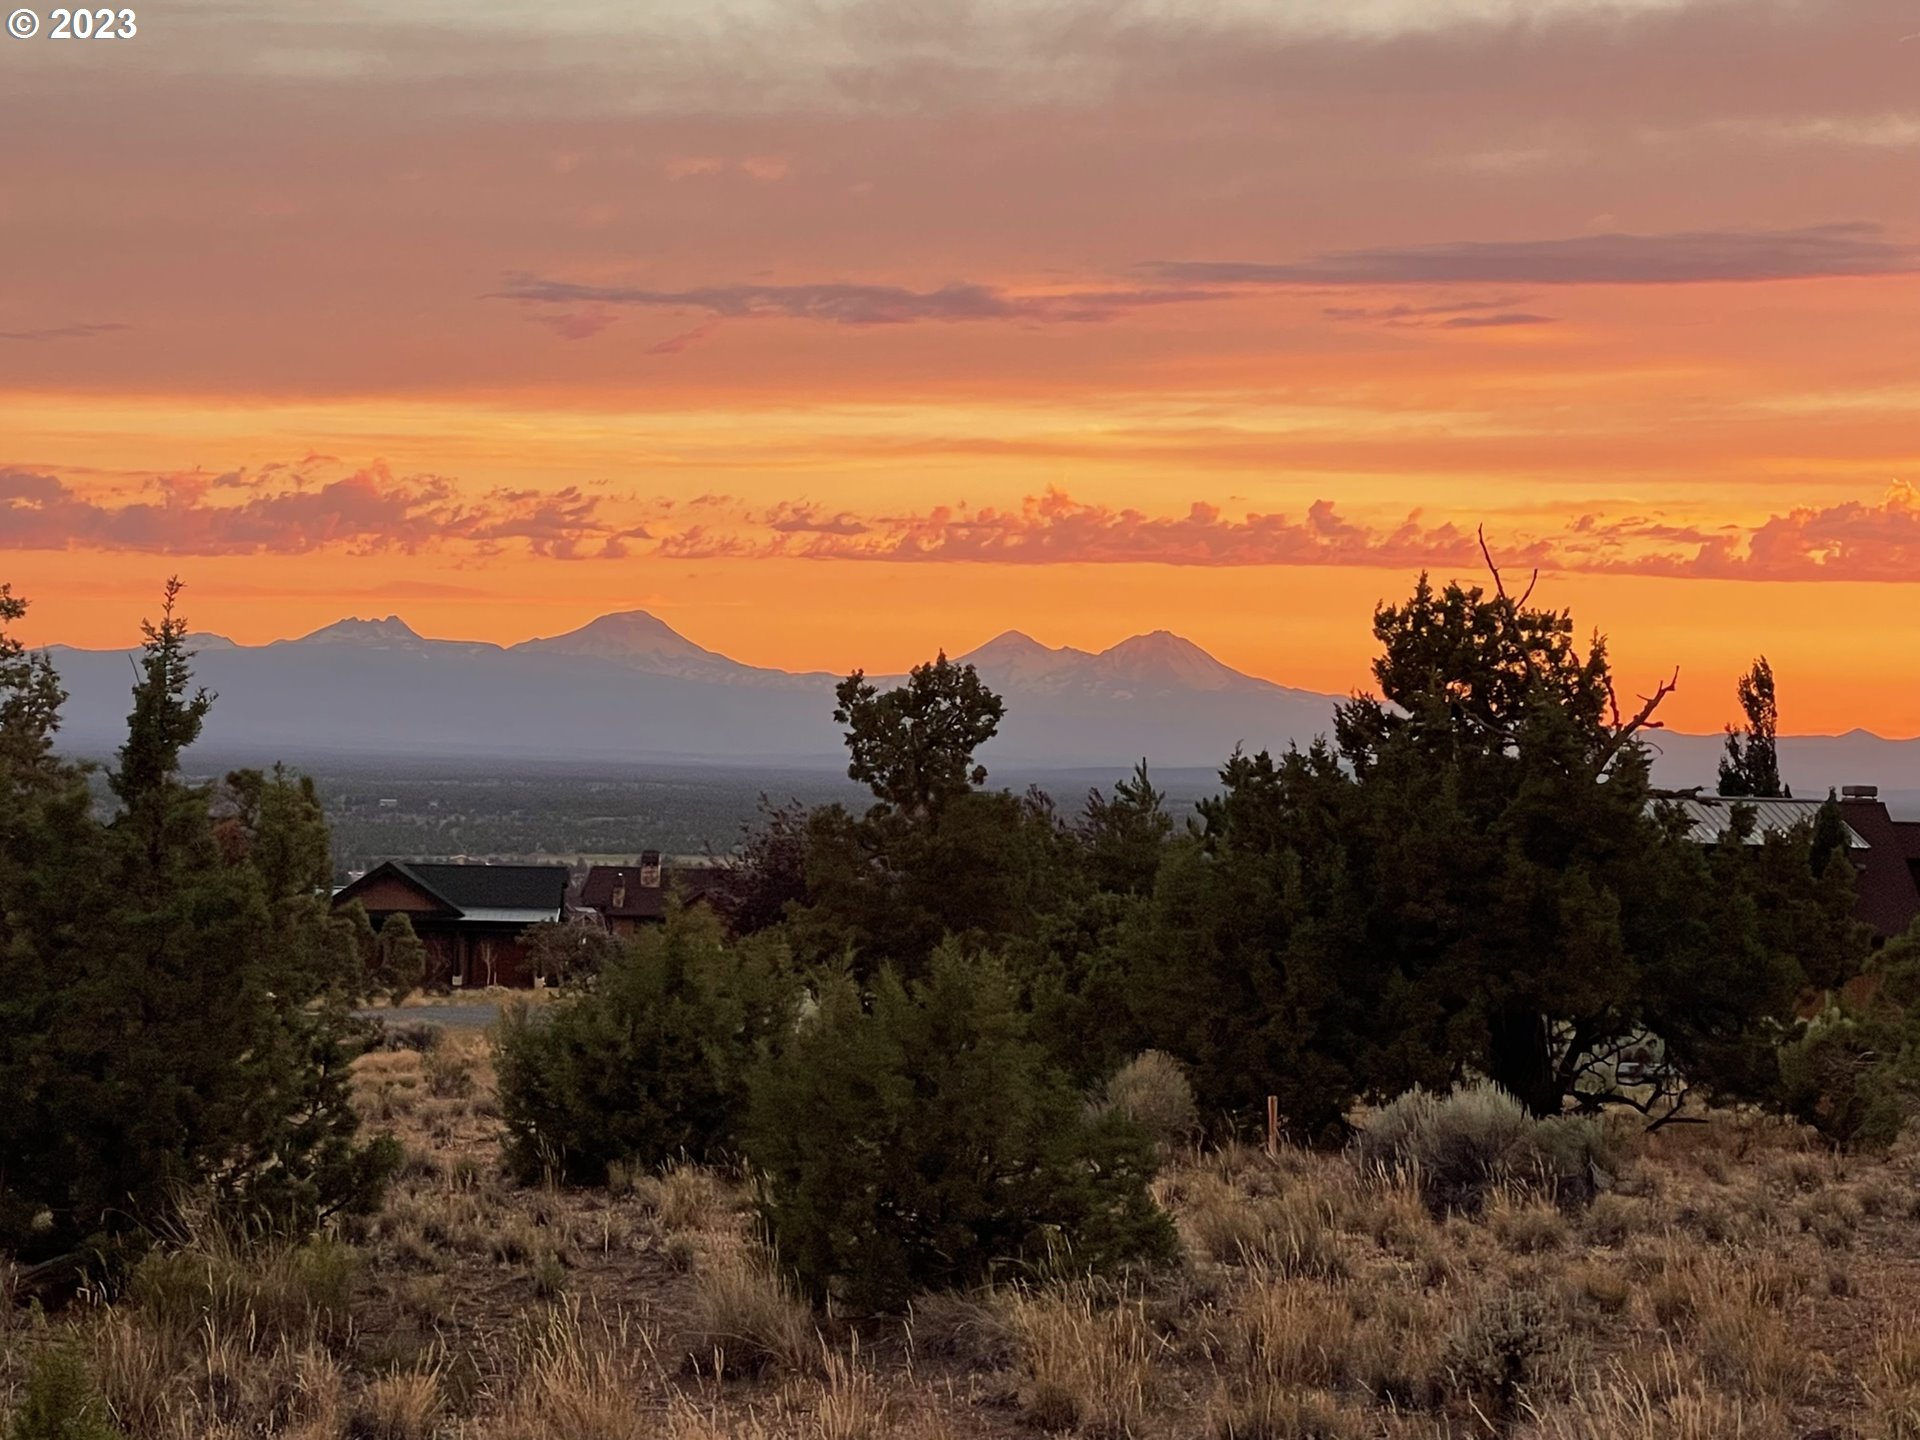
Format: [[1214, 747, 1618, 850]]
[[679, 1240, 818, 1380], [9, 1038, 1920, 1440], [1007, 1287, 1160, 1437]]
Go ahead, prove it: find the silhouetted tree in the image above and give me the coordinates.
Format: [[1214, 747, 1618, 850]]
[[1080, 760, 1174, 897], [709, 796, 813, 937], [1718, 655, 1786, 798], [832, 653, 1005, 819]]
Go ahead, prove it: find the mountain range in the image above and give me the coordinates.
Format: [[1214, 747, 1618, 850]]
[[39, 609, 1920, 796]]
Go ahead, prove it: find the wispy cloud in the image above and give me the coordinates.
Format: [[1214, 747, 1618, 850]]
[[490, 274, 1223, 329], [1323, 297, 1555, 328], [0, 322, 127, 342], [1149, 223, 1920, 287]]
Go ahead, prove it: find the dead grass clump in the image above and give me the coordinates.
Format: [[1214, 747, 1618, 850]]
[[1346, 1289, 1449, 1408], [807, 1345, 902, 1440], [1866, 1324, 1920, 1440], [1581, 1193, 1644, 1248], [1645, 1251, 1808, 1402], [1349, 1177, 1438, 1261], [635, 1164, 731, 1234], [128, 1232, 357, 1347], [1224, 1271, 1353, 1392], [680, 1243, 817, 1379], [906, 1292, 1018, 1368], [422, 1045, 475, 1100], [1488, 1192, 1569, 1254], [1795, 1189, 1861, 1250], [1008, 1288, 1159, 1437], [1519, 1364, 1789, 1439], [1207, 1383, 1367, 1440], [1175, 1176, 1346, 1279], [351, 1368, 444, 1440], [490, 1300, 663, 1440]]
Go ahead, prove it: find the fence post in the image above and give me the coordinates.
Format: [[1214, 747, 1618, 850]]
[[1266, 1094, 1279, 1158]]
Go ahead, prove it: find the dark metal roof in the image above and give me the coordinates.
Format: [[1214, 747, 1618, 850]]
[[578, 861, 726, 920], [1658, 796, 1867, 848], [335, 860, 569, 920]]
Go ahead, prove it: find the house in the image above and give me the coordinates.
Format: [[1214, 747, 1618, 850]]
[[577, 850, 728, 936], [332, 860, 570, 988], [1658, 787, 1920, 943]]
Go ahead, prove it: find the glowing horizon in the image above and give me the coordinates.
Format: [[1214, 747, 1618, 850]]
[[5, 0, 1919, 737]]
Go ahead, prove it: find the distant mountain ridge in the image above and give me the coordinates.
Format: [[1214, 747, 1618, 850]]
[[37, 608, 1920, 792]]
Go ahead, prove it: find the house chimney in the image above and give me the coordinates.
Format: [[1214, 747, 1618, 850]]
[[640, 849, 663, 888], [1841, 785, 1880, 801]]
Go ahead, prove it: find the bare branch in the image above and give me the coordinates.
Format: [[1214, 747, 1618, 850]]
[[1477, 524, 1507, 601], [1594, 665, 1679, 776]]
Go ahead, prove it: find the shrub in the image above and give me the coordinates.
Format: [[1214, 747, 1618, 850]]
[[1352, 1081, 1606, 1214], [494, 910, 796, 1185], [5, 1346, 125, 1440], [1776, 1001, 1920, 1152], [1095, 1051, 1199, 1151], [745, 944, 1178, 1312]]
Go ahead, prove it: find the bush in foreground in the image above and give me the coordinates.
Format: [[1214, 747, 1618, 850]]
[[746, 944, 1177, 1312], [495, 910, 796, 1185], [1093, 1050, 1200, 1152], [1352, 1081, 1607, 1214]]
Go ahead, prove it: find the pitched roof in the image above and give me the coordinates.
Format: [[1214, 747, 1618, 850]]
[[1657, 796, 1868, 849], [578, 861, 726, 921], [335, 861, 569, 922]]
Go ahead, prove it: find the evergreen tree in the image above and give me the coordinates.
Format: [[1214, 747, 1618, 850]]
[[0, 583, 68, 788], [1718, 656, 1786, 798], [0, 581, 396, 1269], [1121, 565, 1863, 1127], [832, 653, 1005, 818], [745, 944, 1175, 1311], [495, 908, 795, 1184], [1080, 760, 1174, 897]]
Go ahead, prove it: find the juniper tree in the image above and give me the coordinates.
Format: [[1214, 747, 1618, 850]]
[[0, 581, 395, 1270], [1121, 558, 1863, 1127], [745, 944, 1175, 1310], [832, 652, 1004, 819]]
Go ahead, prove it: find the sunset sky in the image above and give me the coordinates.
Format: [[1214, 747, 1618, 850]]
[[3, 0, 1918, 734]]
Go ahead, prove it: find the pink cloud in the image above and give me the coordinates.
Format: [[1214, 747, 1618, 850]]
[[0, 463, 644, 559]]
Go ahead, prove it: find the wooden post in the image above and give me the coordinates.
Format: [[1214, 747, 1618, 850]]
[[1266, 1095, 1279, 1158]]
